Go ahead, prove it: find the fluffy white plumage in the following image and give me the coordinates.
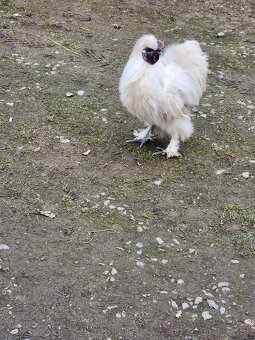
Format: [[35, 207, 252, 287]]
[[119, 34, 208, 157]]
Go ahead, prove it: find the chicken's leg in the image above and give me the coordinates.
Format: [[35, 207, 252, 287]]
[[153, 137, 180, 158], [126, 125, 154, 148]]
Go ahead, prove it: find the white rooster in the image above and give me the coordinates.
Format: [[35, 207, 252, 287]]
[[119, 34, 208, 158]]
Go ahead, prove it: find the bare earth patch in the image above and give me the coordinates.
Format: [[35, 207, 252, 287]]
[[0, 0, 254, 339]]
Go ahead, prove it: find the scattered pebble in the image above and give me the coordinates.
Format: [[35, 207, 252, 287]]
[[230, 260, 240, 264], [82, 149, 91, 156], [38, 210, 55, 218], [182, 302, 189, 310], [220, 307, 226, 315], [240, 274, 245, 279], [0, 244, 9, 250], [33, 147, 41, 152], [195, 297, 203, 305], [136, 242, 143, 248], [77, 90, 84, 96], [10, 329, 19, 335], [111, 268, 117, 275], [65, 92, 73, 97], [217, 32, 225, 38], [202, 311, 212, 320], [156, 237, 164, 245], [207, 299, 219, 310], [177, 279, 184, 285], [175, 310, 182, 318], [59, 136, 70, 144], [241, 171, 250, 178], [245, 319, 255, 329], [162, 259, 168, 264], [215, 169, 226, 175], [102, 118, 108, 124], [171, 300, 178, 309], [136, 260, 145, 268], [153, 179, 163, 186], [218, 282, 230, 288]]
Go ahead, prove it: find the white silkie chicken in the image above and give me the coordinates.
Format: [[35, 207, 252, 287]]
[[119, 35, 208, 158]]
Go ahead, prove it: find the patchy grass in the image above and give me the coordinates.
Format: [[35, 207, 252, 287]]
[[220, 204, 255, 228], [233, 233, 255, 255]]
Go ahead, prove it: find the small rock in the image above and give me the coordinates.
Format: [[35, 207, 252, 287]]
[[59, 136, 70, 144], [215, 169, 226, 175], [195, 297, 203, 305], [230, 259, 240, 264], [207, 299, 219, 310], [218, 282, 230, 288], [33, 147, 41, 152], [65, 91, 73, 97], [220, 307, 226, 314], [136, 242, 143, 248], [82, 149, 91, 156], [240, 274, 245, 279], [38, 210, 55, 218], [175, 310, 182, 318], [10, 329, 19, 335], [217, 32, 225, 38], [182, 302, 189, 310], [222, 287, 230, 294], [171, 300, 178, 309], [245, 319, 255, 329], [241, 172, 250, 178], [0, 244, 9, 250], [136, 260, 145, 268], [153, 179, 163, 186], [111, 268, 117, 275], [77, 90, 84, 96], [202, 311, 212, 320], [156, 237, 164, 245], [162, 259, 168, 264], [177, 279, 184, 285]]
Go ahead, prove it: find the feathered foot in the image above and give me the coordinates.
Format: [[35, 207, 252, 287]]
[[126, 125, 154, 148], [153, 137, 181, 158]]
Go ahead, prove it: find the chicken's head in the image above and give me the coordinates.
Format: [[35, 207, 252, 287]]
[[131, 35, 164, 65]]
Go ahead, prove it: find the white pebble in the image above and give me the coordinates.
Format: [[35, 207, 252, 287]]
[[218, 282, 230, 288], [241, 171, 250, 178], [175, 310, 182, 318], [220, 307, 226, 314], [0, 244, 9, 250], [240, 274, 245, 279], [207, 299, 219, 309], [65, 92, 73, 97], [10, 329, 19, 335], [182, 302, 189, 310], [136, 260, 145, 268], [230, 260, 240, 264], [153, 179, 163, 186], [195, 297, 203, 305], [202, 311, 212, 320], [177, 279, 184, 285], [156, 237, 164, 245], [217, 32, 225, 38], [77, 90, 84, 96], [111, 268, 117, 275], [136, 242, 143, 248], [170, 300, 178, 309], [162, 259, 168, 264]]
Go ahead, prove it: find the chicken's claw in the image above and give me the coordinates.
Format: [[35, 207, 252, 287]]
[[126, 126, 154, 148], [152, 147, 181, 158]]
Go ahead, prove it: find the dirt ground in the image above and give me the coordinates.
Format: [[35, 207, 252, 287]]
[[0, 0, 254, 339]]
